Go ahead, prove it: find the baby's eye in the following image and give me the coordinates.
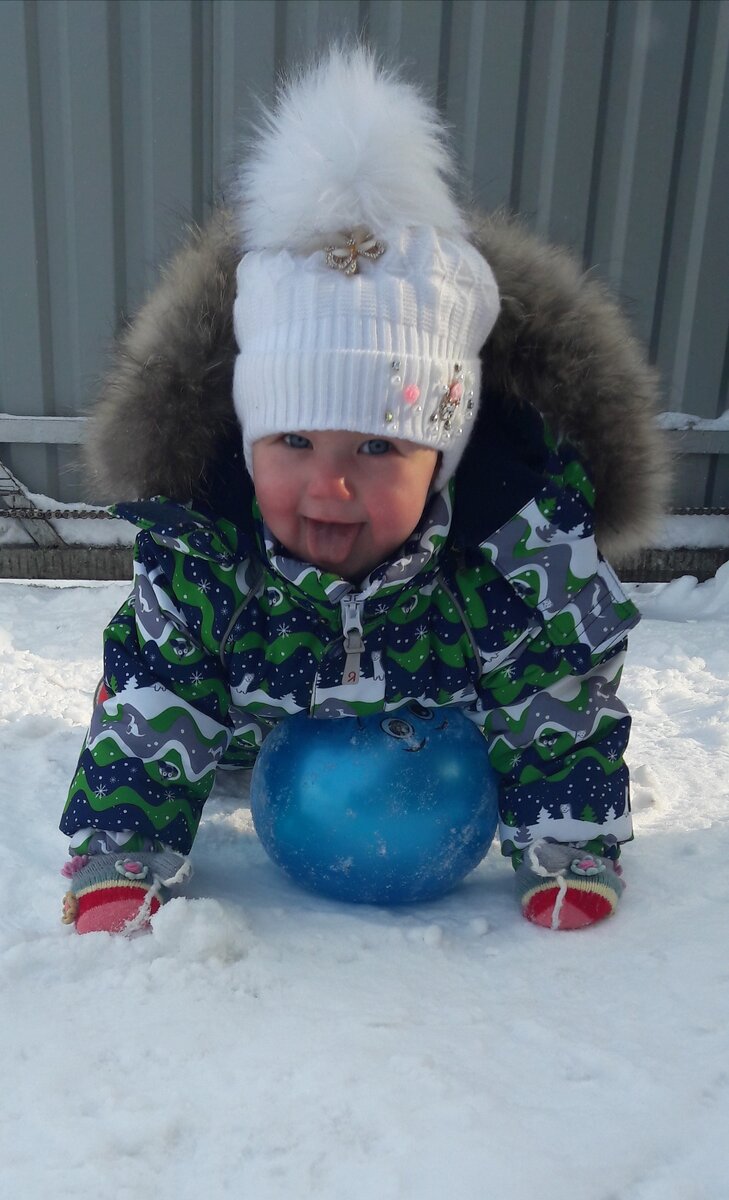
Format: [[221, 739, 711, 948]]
[[282, 433, 311, 449], [360, 439, 392, 456]]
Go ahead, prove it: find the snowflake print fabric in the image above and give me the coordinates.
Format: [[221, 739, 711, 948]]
[[60, 439, 639, 856]]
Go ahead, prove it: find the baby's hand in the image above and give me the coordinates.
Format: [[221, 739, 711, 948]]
[[61, 850, 191, 935]]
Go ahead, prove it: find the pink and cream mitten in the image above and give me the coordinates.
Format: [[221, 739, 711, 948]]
[[515, 840, 625, 930], [61, 850, 191, 935]]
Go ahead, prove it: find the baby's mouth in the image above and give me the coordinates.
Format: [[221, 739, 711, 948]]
[[302, 518, 363, 565]]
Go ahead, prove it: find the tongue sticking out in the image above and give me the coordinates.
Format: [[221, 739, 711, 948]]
[[303, 519, 362, 568]]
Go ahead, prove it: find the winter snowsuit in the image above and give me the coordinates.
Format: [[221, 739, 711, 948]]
[[61, 211, 669, 862]]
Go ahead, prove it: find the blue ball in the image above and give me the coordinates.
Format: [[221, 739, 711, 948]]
[[250, 704, 499, 904]]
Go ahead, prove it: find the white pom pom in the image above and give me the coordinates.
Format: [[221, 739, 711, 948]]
[[236, 46, 466, 252]]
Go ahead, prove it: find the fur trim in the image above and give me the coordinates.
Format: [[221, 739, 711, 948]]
[[473, 212, 671, 557], [236, 47, 466, 251], [83, 209, 671, 558], [83, 210, 240, 503]]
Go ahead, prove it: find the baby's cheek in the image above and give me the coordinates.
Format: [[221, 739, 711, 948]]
[[256, 483, 299, 542], [370, 493, 421, 550]]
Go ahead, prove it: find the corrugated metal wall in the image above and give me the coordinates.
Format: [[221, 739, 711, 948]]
[[1, 0, 727, 506]]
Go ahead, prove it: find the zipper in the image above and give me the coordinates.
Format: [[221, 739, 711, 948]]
[[340, 597, 365, 685], [308, 597, 365, 714]]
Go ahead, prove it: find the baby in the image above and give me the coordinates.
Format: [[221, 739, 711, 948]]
[[60, 50, 648, 934]]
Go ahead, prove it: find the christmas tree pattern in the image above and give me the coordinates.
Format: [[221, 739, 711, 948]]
[[61, 439, 639, 856]]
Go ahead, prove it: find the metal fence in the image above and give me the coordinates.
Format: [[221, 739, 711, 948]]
[[1, 0, 728, 514]]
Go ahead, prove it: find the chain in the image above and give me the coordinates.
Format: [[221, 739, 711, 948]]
[[3, 505, 729, 521], [0, 507, 114, 520], [670, 507, 729, 516]]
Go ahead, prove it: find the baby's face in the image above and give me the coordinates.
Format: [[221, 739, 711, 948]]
[[252, 430, 439, 582]]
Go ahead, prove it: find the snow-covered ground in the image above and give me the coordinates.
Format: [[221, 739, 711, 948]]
[[657, 408, 729, 431], [1, 565, 728, 1199]]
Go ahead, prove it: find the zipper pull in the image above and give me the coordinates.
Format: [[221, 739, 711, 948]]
[[341, 598, 365, 685]]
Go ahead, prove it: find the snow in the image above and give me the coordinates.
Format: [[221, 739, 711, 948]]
[[657, 409, 729, 431], [648, 514, 729, 549], [1, 569, 728, 1199], [628, 560, 729, 619]]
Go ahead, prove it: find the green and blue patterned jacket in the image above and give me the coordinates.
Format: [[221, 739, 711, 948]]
[[62, 414, 639, 859]]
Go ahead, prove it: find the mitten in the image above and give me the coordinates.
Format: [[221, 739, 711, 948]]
[[61, 850, 191, 935], [515, 840, 625, 931]]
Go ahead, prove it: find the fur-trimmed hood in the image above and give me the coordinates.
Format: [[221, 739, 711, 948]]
[[83, 208, 670, 559]]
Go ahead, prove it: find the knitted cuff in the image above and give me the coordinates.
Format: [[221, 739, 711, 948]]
[[515, 840, 625, 931], [61, 850, 191, 935]]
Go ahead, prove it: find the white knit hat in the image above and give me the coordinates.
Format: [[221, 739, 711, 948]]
[[232, 48, 500, 488]]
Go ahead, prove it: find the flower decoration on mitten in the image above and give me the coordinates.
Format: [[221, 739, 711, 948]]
[[515, 840, 625, 931], [61, 849, 191, 935]]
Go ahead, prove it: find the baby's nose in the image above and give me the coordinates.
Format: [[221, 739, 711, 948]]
[[307, 466, 354, 501]]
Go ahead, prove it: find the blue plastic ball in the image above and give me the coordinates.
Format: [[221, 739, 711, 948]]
[[250, 704, 499, 904]]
